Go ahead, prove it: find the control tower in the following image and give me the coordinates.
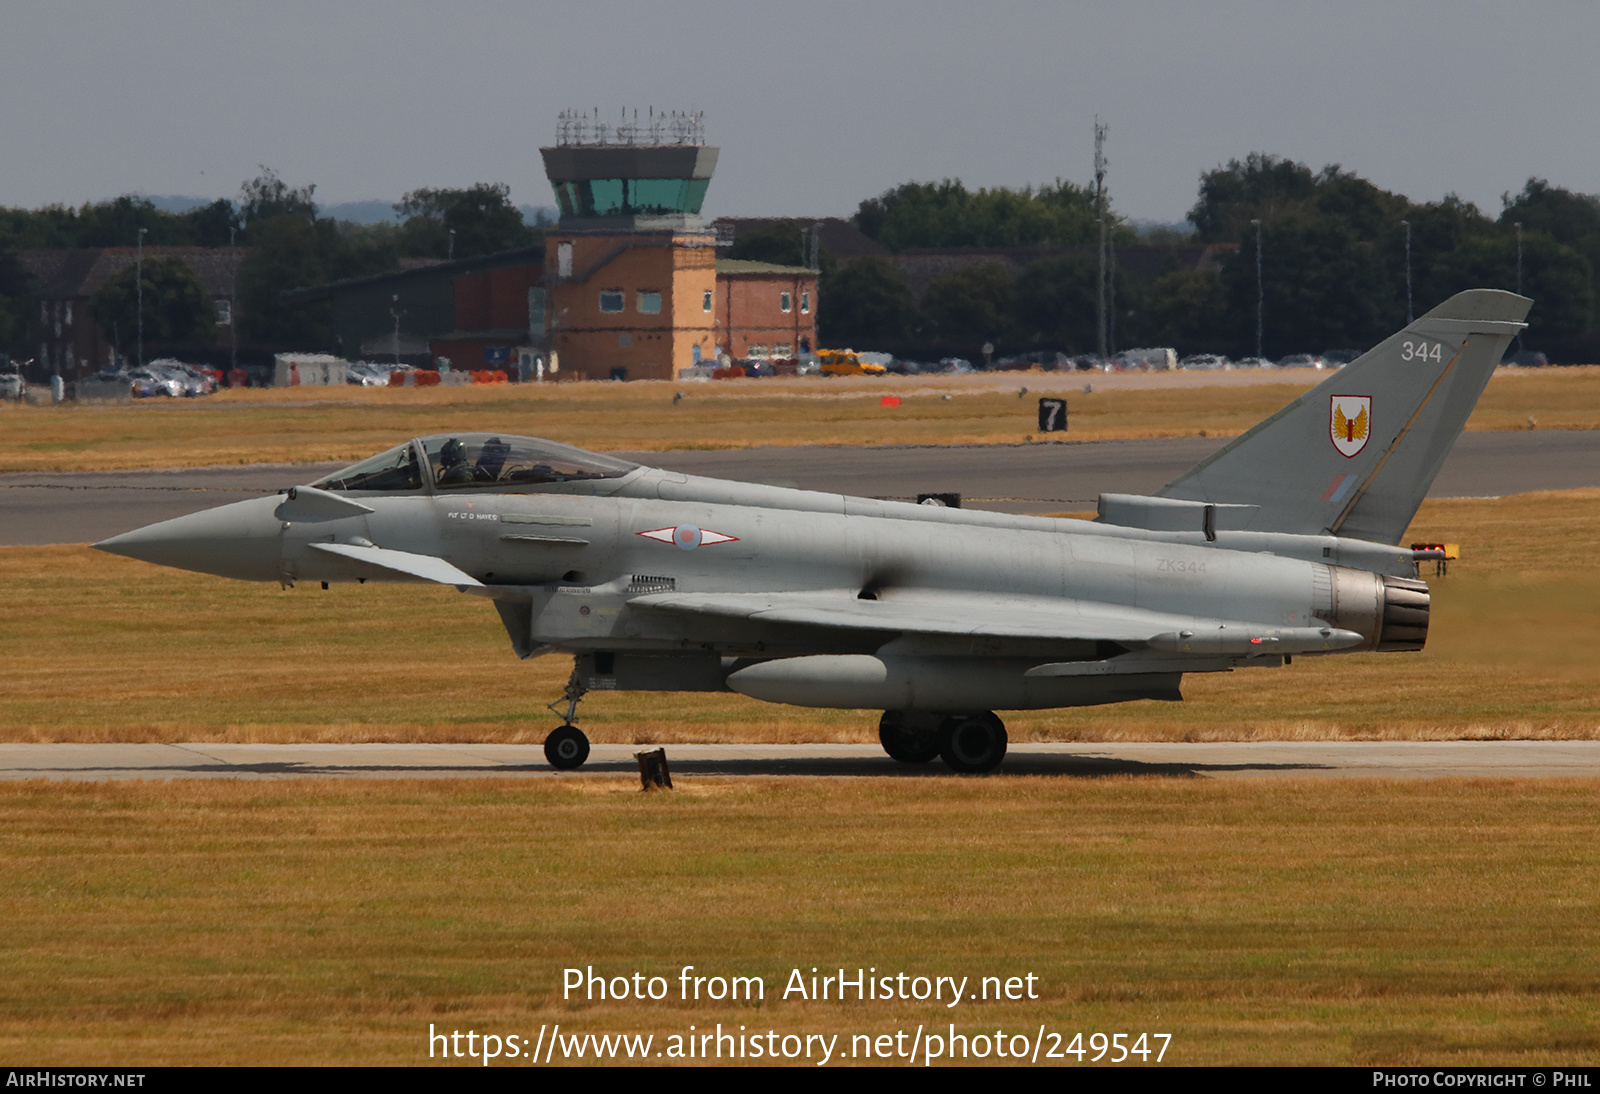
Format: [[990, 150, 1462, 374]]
[[539, 110, 719, 380]]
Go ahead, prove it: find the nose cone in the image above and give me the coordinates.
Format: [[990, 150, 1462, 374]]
[[95, 495, 284, 581]]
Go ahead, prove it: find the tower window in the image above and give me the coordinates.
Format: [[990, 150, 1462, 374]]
[[599, 290, 624, 313], [780, 291, 792, 313], [702, 290, 713, 313], [637, 291, 662, 314]]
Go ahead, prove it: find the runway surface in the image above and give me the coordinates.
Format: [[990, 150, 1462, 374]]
[[4, 741, 1599, 782], [3, 429, 1597, 546]]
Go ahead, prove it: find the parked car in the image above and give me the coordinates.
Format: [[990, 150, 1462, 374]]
[[1276, 353, 1326, 370], [159, 361, 216, 394], [127, 367, 184, 397], [347, 361, 398, 386], [1234, 356, 1275, 369], [1321, 348, 1366, 368], [1501, 350, 1550, 367], [1179, 354, 1232, 371]]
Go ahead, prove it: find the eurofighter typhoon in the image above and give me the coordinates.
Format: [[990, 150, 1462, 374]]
[[97, 290, 1530, 772]]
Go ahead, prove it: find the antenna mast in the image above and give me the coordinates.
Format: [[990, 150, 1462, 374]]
[[1094, 117, 1109, 360]]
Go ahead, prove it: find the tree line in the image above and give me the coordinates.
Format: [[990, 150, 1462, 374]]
[[4, 157, 1599, 365], [0, 169, 541, 359], [791, 160, 1600, 362]]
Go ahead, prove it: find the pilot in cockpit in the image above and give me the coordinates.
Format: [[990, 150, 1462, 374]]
[[436, 437, 475, 486]]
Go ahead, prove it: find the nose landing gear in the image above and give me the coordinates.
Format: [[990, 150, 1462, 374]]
[[543, 667, 591, 770]]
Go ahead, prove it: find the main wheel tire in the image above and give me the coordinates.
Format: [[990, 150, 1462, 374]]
[[939, 712, 1007, 773], [878, 710, 942, 763], [544, 725, 591, 770]]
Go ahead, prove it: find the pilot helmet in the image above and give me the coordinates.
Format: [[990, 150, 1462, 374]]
[[440, 437, 467, 466]]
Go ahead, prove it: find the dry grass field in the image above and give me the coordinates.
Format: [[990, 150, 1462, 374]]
[[0, 366, 1596, 472], [2, 434, 1597, 1064], [2, 489, 1595, 744], [3, 776, 1598, 1065]]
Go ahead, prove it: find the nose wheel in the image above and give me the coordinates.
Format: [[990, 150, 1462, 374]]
[[544, 724, 591, 770], [543, 663, 591, 770]]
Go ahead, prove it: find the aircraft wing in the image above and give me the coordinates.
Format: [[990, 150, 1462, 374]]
[[631, 588, 1238, 644]]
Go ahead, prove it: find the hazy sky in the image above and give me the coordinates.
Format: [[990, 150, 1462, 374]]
[[3, 1, 1596, 224]]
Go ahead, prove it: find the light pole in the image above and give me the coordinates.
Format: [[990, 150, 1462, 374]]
[[136, 227, 148, 369], [1514, 221, 1524, 294], [1401, 219, 1412, 323], [448, 229, 456, 262], [1514, 221, 1525, 354], [390, 294, 404, 369], [229, 225, 238, 378], [1251, 218, 1263, 360]]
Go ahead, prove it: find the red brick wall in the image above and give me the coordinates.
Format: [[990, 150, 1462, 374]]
[[715, 273, 817, 359]]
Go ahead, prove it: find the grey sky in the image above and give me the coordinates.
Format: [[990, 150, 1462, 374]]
[[3, 1, 1596, 225]]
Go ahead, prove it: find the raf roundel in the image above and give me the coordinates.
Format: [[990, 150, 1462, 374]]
[[637, 525, 739, 550]]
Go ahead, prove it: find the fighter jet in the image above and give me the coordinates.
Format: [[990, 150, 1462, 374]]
[[96, 290, 1530, 773]]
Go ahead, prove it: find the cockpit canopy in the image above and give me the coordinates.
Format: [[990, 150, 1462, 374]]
[[312, 433, 639, 493]]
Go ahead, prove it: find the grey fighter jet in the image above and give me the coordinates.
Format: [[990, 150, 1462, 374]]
[[96, 290, 1530, 772]]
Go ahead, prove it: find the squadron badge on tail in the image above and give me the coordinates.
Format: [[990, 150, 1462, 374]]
[[1330, 395, 1371, 457]]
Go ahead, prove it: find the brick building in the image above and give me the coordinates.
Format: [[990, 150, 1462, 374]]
[[537, 142, 720, 380], [289, 121, 824, 379], [713, 259, 818, 360], [19, 247, 242, 380]]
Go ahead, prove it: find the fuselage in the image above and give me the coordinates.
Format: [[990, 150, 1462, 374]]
[[95, 435, 1426, 717]]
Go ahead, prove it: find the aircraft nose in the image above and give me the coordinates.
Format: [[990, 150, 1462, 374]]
[[94, 495, 285, 581]]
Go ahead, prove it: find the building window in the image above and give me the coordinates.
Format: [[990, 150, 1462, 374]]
[[748, 344, 769, 359], [702, 289, 713, 313], [619, 333, 632, 348], [772, 344, 793, 358], [800, 290, 810, 314], [599, 289, 624, 313], [215, 299, 232, 326], [558, 242, 573, 279], [780, 291, 792, 313], [637, 290, 662, 314]]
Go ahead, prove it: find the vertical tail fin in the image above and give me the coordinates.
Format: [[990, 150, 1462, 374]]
[[1159, 289, 1530, 544]]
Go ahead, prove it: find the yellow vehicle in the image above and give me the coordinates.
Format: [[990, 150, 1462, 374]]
[[816, 349, 887, 377]]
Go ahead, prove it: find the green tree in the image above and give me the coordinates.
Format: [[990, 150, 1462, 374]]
[[91, 256, 213, 347], [817, 257, 917, 346], [1500, 179, 1600, 331], [1135, 269, 1231, 351], [240, 167, 318, 234], [727, 223, 809, 266], [179, 199, 242, 247], [1431, 232, 1593, 338], [0, 244, 31, 356], [1219, 220, 1389, 355], [1189, 154, 1320, 242], [395, 183, 533, 260], [854, 179, 1101, 250], [237, 215, 333, 348], [921, 262, 1018, 349], [1014, 252, 1101, 351]]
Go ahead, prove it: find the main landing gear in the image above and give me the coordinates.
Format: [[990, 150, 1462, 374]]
[[879, 709, 1008, 773], [543, 667, 591, 770]]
